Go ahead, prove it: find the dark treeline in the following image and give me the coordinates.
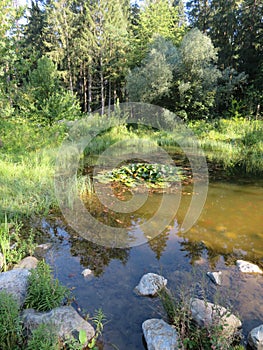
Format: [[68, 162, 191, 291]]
[[0, 0, 262, 123]]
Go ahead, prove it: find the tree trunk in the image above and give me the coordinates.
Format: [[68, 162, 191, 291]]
[[88, 68, 92, 113], [108, 79, 111, 115], [100, 57, 105, 115], [83, 63, 87, 113]]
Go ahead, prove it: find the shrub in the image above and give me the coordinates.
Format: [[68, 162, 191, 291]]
[[0, 291, 22, 350], [25, 260, 69, 311], [26, 323, 60, 350]]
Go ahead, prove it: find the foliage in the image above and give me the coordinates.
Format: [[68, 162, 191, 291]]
[[25, 260, 69, 312], [95, 163, 185, 188], [0, 291, 22, 350], [26, 323, 60, 350]]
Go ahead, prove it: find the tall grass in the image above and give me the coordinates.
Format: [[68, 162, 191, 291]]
[[0, 119, 65, 218], [189, 118, 263, 174]]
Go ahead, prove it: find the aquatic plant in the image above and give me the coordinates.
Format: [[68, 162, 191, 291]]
[[95, 163, 186, 188]]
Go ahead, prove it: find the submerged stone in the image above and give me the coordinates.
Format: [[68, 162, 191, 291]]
[[82, 268, 93, 277], [135, 273, 167, 296], [236, 260, 263, 274], [142, 319, 178, 350], [207, 271, 222, 285], [248, 324, 263, 349]]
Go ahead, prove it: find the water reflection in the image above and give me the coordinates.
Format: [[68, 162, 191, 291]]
[[69, 237, 130, 277], [42, 180, 263, 349]]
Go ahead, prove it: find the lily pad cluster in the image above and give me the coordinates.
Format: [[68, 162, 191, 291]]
[[94, 163, 185, 188]]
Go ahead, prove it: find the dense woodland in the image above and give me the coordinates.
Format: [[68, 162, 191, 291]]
[[0, 0, 262, 123]]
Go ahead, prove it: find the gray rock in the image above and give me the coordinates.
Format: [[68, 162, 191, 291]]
[[248, 324, 263, 349], [22, 306, 95, 343], [190, 298, 242, 338], [135, 273, 167, 296], [236, 260, 263, 274], [0, 252, 4, 270], [14, 256, 38, 269], [0, 268, 30, 306], [82, 269, 93, 277], [142, 319, 178, 350], [207, 271, 222, 285]]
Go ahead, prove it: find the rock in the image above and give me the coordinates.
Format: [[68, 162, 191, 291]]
[[14, 256, 38, 269], [82, 269, 92, 277], [34, 243, 52, 258], [142, 319, 178, 350], [248, 324, 263, 349], [0, 252, 4, 270], [135, 273, 167, 296], [22, 306, 95, 343], [0, 268, 30, 307], [236, 260, 263, 274], [207, 271, 222, 285], [190, 298, 242, 338]]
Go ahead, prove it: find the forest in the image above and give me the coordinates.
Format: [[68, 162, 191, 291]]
[[0, 0, 262, 121]]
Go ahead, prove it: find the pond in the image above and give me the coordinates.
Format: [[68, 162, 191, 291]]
[[41, 178, 263, 349]]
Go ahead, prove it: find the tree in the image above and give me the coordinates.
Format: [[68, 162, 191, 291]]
[[22, 1, 47, 63], [127, 35, 179, 104], [175, 28, 221, 118], [44, 0, 77, 92], [127, 29, 221, 119], [186, 0, 211, 33], [237, 0, 263, 114], [209, 0, 239, 69], [0, 0, 23, 117], [20, 56, 81, 125], [131, 0, 186, 65]]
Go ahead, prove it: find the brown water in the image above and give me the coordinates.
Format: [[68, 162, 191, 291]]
[[42, 179, 263, 349]]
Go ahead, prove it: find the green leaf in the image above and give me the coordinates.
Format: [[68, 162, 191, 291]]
[[79, 329, 87, 345]]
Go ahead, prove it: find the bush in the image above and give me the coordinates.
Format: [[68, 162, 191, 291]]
[[25, 260, 69, 311], [26, 323, 60, 350], [0, 291, 22, 350]]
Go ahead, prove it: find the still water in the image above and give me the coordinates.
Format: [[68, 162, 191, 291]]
[[42, 179, 263, 349]]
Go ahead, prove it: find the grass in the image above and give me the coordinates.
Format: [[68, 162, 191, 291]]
[[189, 118, 263, 174]]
